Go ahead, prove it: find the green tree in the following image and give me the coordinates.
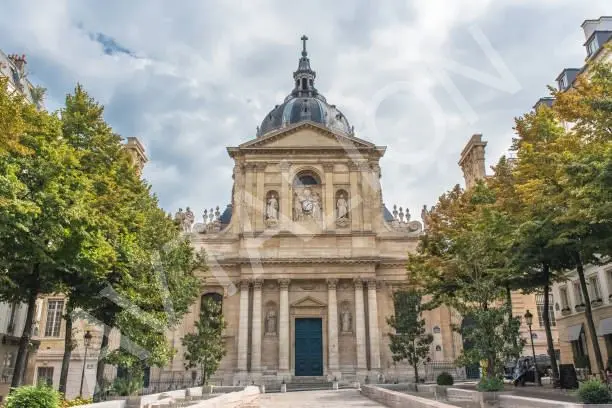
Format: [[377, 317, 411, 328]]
[[0, 81, 113, 388], [409, 182, 523, 380], [182, 297, 226, 386], [386, 290, 433, 383]]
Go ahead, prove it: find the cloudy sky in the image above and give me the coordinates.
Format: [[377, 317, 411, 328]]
[[1, 1, 609, 221]]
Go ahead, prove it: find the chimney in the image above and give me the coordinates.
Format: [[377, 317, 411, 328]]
[[8, 54, 27, 76]]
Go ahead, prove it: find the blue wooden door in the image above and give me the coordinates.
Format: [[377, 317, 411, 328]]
[[294, 318, 323, 376]]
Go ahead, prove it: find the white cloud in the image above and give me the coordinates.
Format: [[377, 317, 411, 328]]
[[0, 0, 610, 219]]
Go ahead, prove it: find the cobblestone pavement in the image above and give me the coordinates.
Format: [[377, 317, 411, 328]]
[[254, 389, 385, 407]]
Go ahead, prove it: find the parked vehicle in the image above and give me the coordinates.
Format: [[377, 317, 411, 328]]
[[504, 355, 552, 382]]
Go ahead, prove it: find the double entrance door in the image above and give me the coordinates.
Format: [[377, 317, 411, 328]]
[[294, 318, 323, 376]]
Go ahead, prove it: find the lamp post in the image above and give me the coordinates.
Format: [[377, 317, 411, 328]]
[[524, 310, 541, 386], [79, 330, 93, 397]]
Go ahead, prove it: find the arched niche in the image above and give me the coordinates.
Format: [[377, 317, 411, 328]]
[[201, 292, 223, 314], [265, 190, 280, 228], [264, 301, 278, 335], [292, 170, 323, 222], [335, 189, 350, 227]]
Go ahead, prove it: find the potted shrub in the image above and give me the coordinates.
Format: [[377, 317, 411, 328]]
[[477, 376, 504, 404], [577, 379, 611, 404], [281, 378, 287, 393], [591, 298, 603, 307], [332, 376, 339, 390], [576, 303, 586, 312], [435, 372, 453, 398], [562, 307, 572, 316], [5, 385, 61, 408]]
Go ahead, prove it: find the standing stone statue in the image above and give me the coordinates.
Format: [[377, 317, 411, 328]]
[[336, 193, 348, 219], [293, 192, 303, 221], [312, 192, 322, 221], [183, 207, 195, 232], [341, 307, 352, 332], [421, 204, 429, 229], [174, 208, 185, 229], [266, 310, 277, 334], [266, 194, 278, 220]]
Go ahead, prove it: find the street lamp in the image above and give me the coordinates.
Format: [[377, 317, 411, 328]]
[[79, 330, 93, 397], [524, 310, 541, 386]]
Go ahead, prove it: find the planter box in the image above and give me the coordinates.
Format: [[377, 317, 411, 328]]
[[592, 299, 604, 308], [576, 305, 586, 312], [562, 308, 572, 316]]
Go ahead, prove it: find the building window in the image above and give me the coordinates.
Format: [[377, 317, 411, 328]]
[[587, 37, 599, 56], [37, 367, 54, 387], [435, 345, 442, 352], [536, 294, 556, 327], [588, 275, 602, 301], [560, 287, 570, 309], [44, 300, 64, 337], [433, 326, 441, 334], [573, 282, 584, 305], [531, 333, 538, 340], [558, 76, 566, 90]]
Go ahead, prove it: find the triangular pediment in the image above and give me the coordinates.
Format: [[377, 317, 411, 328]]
[[239, 122, 375, 150], [291, 295, 327, 308]]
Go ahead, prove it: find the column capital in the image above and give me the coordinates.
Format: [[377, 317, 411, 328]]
[[366, 279, 378, 290], [278, 278, 290, 290], [253, 279, 263, 290], [348, 160, 369, 172], [279, 160, 291, 172], [323, 163, 334, 172], [255, 163, 267, 171], [354, 278, 363, 290], [239, 279, 250, 291], [327, 278, 338, 290]]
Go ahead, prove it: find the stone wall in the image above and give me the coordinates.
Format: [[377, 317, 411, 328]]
[[360, 385, 457, 408]]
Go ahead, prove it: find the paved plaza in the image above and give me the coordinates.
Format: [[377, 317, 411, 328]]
[[255, 389, 385, 407]]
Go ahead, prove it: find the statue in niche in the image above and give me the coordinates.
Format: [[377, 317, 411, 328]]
[[294, 188, 322, 221], [183, 207, 195, 232], [265, 309, 277, 334], [266, 193, 278, 220], [336, 193, 348, 219], [293, 192, 303, 221], [341, 306, 352, 333], [312, 192, 321, 221]]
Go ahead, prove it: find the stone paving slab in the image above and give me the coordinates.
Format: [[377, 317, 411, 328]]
[[256, 389, 386, 407]]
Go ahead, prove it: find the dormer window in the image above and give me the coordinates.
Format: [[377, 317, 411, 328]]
[[558, 76, 566, 90], [587, 37, 599, 56]]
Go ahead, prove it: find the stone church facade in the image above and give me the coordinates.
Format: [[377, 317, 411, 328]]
[[173, 37, 462, 385]]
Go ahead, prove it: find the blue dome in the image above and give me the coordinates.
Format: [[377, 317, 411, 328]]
[[257, 35, 353, 137], [259, 94, 352, 137]]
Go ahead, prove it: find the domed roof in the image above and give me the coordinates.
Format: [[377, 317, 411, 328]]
[[257, 35, 353, 138]]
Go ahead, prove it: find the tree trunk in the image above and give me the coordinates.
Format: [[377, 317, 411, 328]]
[[541, 266, 560, 384], [59, 307, 74, 394], [11, 289, 38, 389], [94, 325, 111, 401], [575, 251, 606, 378], [202, 363, 207, 386], [413, 363, 419, 384], [505, 286, 513, 319]]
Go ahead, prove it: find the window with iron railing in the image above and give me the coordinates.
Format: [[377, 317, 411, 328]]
[[536, 294, 556, 327]]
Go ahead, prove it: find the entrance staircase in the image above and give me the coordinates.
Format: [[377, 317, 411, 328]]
[[264, 376, 357, 393]]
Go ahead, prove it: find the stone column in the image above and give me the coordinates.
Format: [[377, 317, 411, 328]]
[[323, 164, 335, 230], [237, 280, 250, 372], [243, 164, 256, 232], [349, 162, 362, 230], [354, 279, 367, 371], [278, 279, 290, 373], [327, 279, 339, 375], [367, 279, 381, 370], [280, 161, 291, 230], [231, 162, 245, 234], [255, 163, 266, 231], [251, 279, 263, 372]]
